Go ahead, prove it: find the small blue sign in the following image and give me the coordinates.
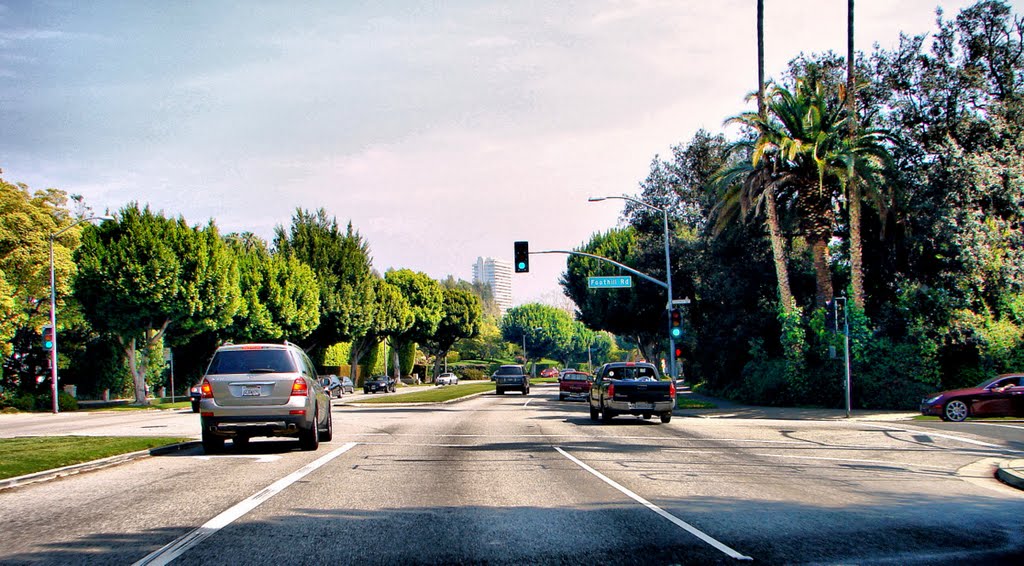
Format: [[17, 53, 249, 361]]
[[588, 276, 633, 289]]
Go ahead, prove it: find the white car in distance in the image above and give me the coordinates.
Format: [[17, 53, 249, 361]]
[[436, 372, 459, 386]]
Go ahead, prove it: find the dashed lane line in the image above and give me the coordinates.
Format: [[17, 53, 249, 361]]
[[554, 446, 752, 561], [132, 442, 358, 566]]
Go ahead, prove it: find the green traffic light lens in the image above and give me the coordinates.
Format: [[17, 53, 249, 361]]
[[517, 262, 526, 269]]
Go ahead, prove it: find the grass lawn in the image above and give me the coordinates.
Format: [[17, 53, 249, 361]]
[[82, 400, 192, 411], [677, 397, 716, 409], [0, 436, 191, 480], [351, 382, 495, 404]]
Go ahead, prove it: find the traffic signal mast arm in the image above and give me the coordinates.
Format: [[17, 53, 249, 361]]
[[530, 250, 669, 290]]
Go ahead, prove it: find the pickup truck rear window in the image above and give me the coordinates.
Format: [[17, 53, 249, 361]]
[[562, 374, 589, 381], [603, 366, 662, 380], [206, 350, 297, 375]]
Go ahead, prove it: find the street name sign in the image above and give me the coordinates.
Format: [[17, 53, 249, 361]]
[[588, 276, 633, 289]]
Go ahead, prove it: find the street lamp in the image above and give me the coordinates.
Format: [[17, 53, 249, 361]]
[[49, 215, 113, 414], [588, 195, 676, 379]]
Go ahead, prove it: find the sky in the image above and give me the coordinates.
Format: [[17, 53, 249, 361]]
[[2, 0, 1019, 306]]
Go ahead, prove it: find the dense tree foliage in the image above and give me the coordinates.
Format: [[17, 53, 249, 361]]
[[422, 285, 482, 378], [74, 204, 240, 404]]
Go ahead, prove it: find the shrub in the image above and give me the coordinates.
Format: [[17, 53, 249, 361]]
[[459, 368, 486, 380]]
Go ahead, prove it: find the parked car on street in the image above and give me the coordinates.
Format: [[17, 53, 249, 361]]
[[320, 375, 345, 398], [197, 341, 332, 453], [436, 372, 459, 386], [492, 364, 530, 395], [589, 362, 676, 423], [558, 371, 592, 401], [340, 376, 355, 394], [189, 382, 202, 413], [364, 374, 396, 394], [920, 373, 1024, 422], [540, 367, 560, 378]]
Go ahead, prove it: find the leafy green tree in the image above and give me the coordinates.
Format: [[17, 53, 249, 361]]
[[0, 178, 83, 367], [422, 285, 482, 378], [384, 269, 444, 379], [560, 228, 665, 361], [500, 304, 574, 367], [223, 233, 320, 342], [74, 204, 240, 404], [348, 277, 413, 384], [274, 209, 375, 357]]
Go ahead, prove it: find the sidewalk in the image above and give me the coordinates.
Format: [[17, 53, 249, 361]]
[[678, 390, 1024, 490]]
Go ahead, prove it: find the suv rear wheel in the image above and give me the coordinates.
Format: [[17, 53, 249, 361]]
[[319, 408, 333, 442], [299, 407, 320, 451], [202, 429, 224, 454]]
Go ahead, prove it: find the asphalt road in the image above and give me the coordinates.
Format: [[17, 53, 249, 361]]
[[1, 384, 1023, 565]]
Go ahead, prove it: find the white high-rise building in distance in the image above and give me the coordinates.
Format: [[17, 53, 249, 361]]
[[472, 257, 513, 316]]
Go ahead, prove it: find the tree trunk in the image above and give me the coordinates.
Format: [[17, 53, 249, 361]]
[[431, 353, 445, 382], [757, 0, 794, 314], [847, 0, 865, 309], [121, 336, 148, 405], [765, 191, 795, 312], [811, 238, 834, 308]]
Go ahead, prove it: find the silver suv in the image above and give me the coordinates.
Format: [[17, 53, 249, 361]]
[[198, 342, 332, 453]]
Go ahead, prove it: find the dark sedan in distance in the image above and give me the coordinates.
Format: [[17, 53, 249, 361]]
[[920, 373, 1024, 422], [364, 374, 396, 394]]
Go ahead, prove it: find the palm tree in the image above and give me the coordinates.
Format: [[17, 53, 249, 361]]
[[846, 0, 864, 309], [756, 0, 796, 314]]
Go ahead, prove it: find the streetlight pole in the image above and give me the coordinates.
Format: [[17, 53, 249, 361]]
[[589, 196, 675, 379], [49, 215, 113, 414]]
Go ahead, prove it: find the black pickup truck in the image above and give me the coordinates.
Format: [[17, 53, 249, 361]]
[[589, 362, 676, 423]]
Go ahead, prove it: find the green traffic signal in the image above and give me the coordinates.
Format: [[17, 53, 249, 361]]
[[514, 241, 529, 273]]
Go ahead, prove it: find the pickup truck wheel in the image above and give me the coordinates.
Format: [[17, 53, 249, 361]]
[[660, 412, 672, 423], [601, 407, 615, 422], [642, 413, 652, 420], [559, 393, 566, 401], [496, 388, 504, 395], [589, 406, 599, 420]]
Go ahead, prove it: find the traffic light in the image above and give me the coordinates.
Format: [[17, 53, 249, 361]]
[[41, 325, 54, 351], [670, 309, 682, 339], [514, 241, 529, 273]]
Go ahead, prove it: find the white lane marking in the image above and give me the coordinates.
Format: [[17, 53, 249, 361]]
[[964, 422, 1024, 430], [133, 442, 358, 566], [523, 399, 534, 408], [752, 453, 951, 471], [194, 455, 281, 463], [554, 446, 752, 561]]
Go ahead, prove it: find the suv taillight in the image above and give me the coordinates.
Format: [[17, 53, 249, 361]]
[[201, 379, 213, 399], [291, 378, 308, 397]]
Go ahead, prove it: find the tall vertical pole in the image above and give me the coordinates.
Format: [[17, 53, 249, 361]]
[[843, 298, 851, 418], [663, 208, 675, 379], [49, 235, 59, 414]]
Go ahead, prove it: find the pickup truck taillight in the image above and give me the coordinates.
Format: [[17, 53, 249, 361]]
[[607, 383, 615, 398], [200, 379, 214, 399], [291, 378, 308, 397], [670, 381, 676, 398]]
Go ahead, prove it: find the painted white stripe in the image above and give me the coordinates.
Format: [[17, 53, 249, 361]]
[[133, 442, 358, 566], [523, 399, 534, 408], [554, 446, 752, 561]]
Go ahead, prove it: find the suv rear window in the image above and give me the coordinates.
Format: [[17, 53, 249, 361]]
[[495, 366, 524, 375], [206, 349, 297, 375]]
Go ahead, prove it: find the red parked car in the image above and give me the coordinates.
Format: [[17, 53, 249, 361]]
[[558, 371, 592, 401], [540, 367, 560, 378], [920, 373, 1024, 422]]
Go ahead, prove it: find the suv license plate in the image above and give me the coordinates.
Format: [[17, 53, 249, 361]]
[[242, 386, 261, 397], [630, 402, 654, 410]]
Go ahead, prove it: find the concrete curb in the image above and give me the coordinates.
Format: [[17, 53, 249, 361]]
[[996, 460, 1024, 491], [0, 441, 199, 492], [337, 389, 494, 407]]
